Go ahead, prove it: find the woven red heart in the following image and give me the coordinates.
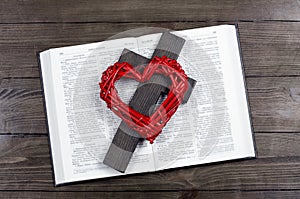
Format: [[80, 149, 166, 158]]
[[99, 56, 188, 143]]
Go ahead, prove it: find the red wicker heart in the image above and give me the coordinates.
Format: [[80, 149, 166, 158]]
[[99, 56, 188, 143]]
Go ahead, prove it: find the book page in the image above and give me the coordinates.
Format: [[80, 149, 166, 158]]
[[137, 25, 255, 170], [41, 38, 156, 185]]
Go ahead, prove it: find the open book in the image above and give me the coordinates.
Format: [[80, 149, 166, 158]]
[[39, 25, 256, 185]]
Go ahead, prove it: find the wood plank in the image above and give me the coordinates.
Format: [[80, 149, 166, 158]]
[[1, 76, 300, 134], [0, 133, 299, 191], [0, 191, 178, 198], [247, 77, 300, 132], [0, 22, 299, 80], [0, 84, 46, 134], [1, 191, 300, 198], [193, 191, 300, 199], [255, 133, 300, 157], [0, 0, 299, 23], [238, 22, 300, 77]]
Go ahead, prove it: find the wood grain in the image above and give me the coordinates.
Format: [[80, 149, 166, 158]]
[[0, 22, 299, 80], [0, 86, 46, 134], [0, 0, 299, 23], [0, 133, 299, 191], [247, 77, 300, 132], [0, 0, 300, 196], [238, 22, 300, 77], [0, 22, 299, 134], [0, 191, 300, 199], [2, 76, 300, 134]]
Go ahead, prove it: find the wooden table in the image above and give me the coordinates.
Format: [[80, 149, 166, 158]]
[[0, 1, 299, 198]]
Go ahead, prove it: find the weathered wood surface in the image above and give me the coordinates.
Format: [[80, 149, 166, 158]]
[[0, 0, 300, 198], [1, 191, 300, 199], [0, 133, 299, 191], [0, 22, 299, 77], [2, 77, 300, 134], [0, 0, 299, 23]]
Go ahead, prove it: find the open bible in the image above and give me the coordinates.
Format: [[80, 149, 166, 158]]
[[39, 25, 256, 185]]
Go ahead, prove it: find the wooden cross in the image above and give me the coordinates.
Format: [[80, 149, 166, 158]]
[[103, 32, 196, 172]]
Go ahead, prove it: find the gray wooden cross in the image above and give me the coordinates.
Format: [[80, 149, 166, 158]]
[[103, 32, 196, 172]]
